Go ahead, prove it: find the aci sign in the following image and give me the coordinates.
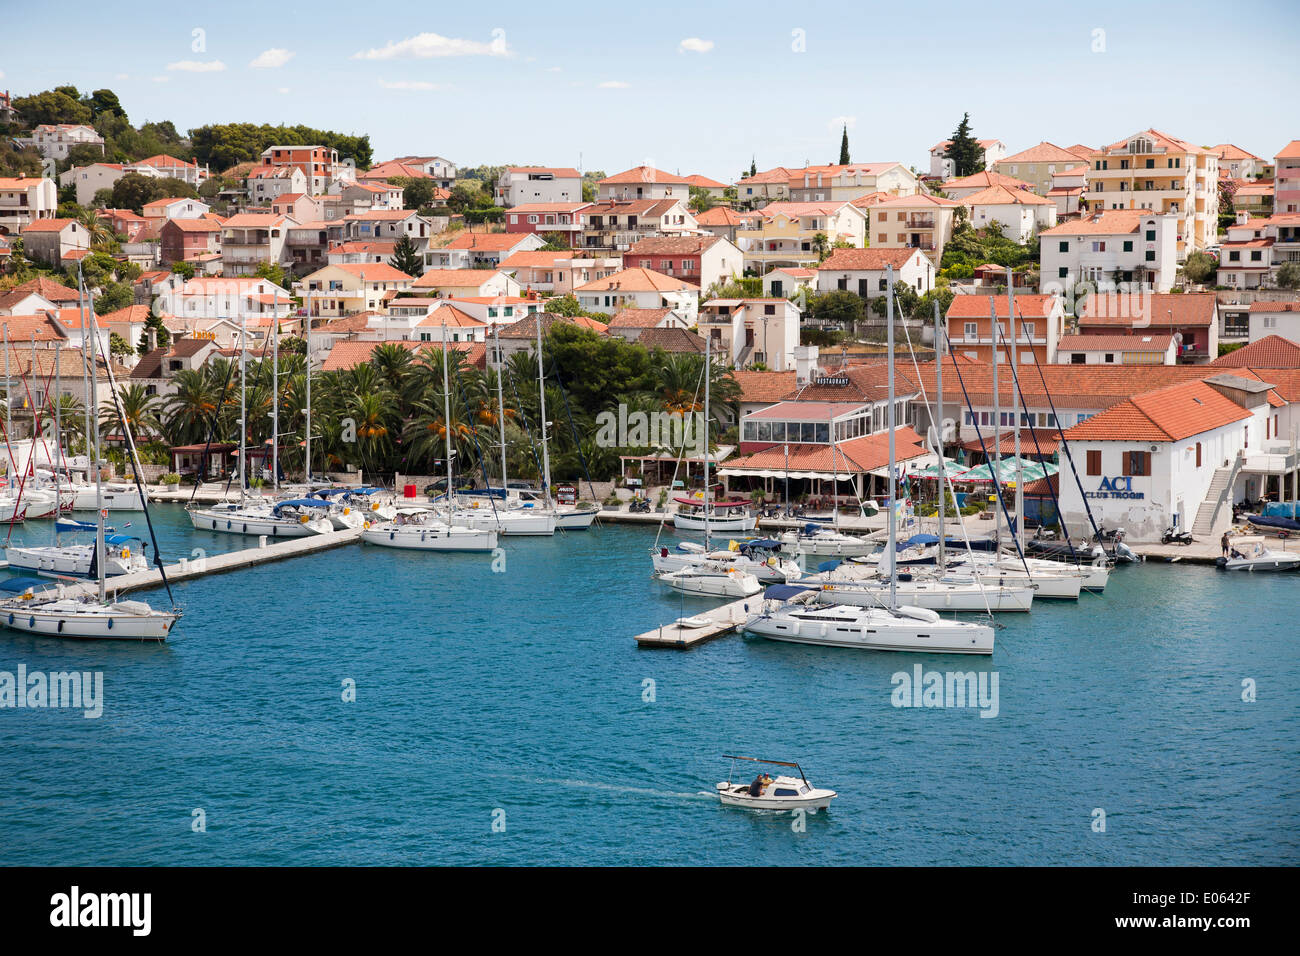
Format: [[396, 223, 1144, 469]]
[[1085, 476, 1145, 500]]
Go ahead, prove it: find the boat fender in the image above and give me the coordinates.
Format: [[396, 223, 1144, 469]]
[[28, 616, 35, 628], [57, 620, 64, 633], [363, 521, 371, 530], [300, 515, 310, 524], [107, 618, 113, 630], [122, 547, 129, 559], [896, 605, 940, 624], [343, 507, 351, 516]]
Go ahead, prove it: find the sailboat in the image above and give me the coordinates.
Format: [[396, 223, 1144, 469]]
[[0, 270, 178, 640], [362, 327, 497, 552], [744, 266, 995, 655]]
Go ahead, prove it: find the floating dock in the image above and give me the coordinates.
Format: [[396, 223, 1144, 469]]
[[54, 528, 363, 600], [634, 597, 755, 649]]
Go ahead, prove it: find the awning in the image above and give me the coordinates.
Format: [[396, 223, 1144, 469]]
[[950, 457, 1059, 484], [716, 468, 857, 481]]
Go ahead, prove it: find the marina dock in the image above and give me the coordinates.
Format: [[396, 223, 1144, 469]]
[[634, 597, 754, 649], [53, 528, 363, 599]]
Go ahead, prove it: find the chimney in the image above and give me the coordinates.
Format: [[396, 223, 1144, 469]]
[[794, 345, 819, 386], [148, 328, 158, 352]]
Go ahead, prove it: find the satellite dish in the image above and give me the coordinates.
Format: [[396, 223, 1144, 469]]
[[1174, 332, 1183, 344]]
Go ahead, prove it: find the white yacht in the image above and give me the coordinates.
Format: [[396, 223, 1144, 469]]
[[651, 540, 801, 584], [5, 533, 148, 578], [362, 508, 497, 552], [746, 588, 995, 655], [778, 524, 875, 557], [816, 571, 1035, 612], [188, 498, 334, 537], [657, 565, 762, 598], [673, 499, 757, 533], [0, 580, 176, 640]]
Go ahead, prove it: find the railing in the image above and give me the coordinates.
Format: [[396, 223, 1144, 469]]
[[906, 218, 935, 229]]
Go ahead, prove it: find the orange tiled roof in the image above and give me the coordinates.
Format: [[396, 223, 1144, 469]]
[[1063, 379, 1252, 442], [599, 166, 691, 185], [732, 369, 798, 403], [962, 183, 1056, 206], [574, 267, 697, 294], [1078, 293, 1217, 329], [725, 427, 927, 475], [818, 248, 922, 271], [998, 142, 1088, 165], [1210, 335, 1300, 369]]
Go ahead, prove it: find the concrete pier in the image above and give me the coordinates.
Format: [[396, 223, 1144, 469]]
[[54, 528, 362, 600]]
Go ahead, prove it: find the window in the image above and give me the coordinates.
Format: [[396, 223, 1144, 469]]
[[1071, 353, 1085, 364], [1086, 450, 1101, 476], [1104, 353, 1114, 363], [877, 233, 887, 244], [1145, 250, 1155, 262], [1229, 251, 1240, 262], [1059, 241, 1069, 252], [1122, 241, 1133, 252], [964, 322, 978, 339], [1121, 451, 1151, 477], [1250, 251, 1262, 262], [1091, 241, 1106, 252], [1058, 267, 1069, 278]]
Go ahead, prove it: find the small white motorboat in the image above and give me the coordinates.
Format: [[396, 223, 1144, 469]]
[[672, 497, 757, 533], [675, 615, 713, 629], [657, 566, 762, 598], [715, 756, 837, 811], [5, 532, 149, 578], [1216, 537, 1300, 572], [779, 525, 875, 557], [651, 541, 801, 584]]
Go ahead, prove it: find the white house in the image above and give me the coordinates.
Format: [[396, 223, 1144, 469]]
[[574, 267, 699, 320], [495, 167, 583, 206], [815, 247, 935, 299], [0, 175, 58, 235], [247, 165, 309, 204], [1057, 377, 1272, 541], [763, 267, 816, 300], [18, 124, 104, 160], [1248, 301, 1300, 344], [410, 269, 521, 299], [1055, 333, 1178, 365], [59, 162, 126, 205], [697, 298, 802, 371], [623, 234, 743, 293], [962, 184, 1057, 244], [597, 166, 691, 202], [928, 138, 1007, 180], [1039, 209, 1179, 293]]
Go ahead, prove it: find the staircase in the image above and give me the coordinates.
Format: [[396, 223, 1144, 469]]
[[1191, 457, 1241, 536], [734, 342, 754, 367]]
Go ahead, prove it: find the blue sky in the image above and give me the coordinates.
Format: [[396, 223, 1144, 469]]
[[2, 0, 1297, 178]]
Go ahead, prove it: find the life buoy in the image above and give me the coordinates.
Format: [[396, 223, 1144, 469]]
[[299, 515, 310, 524], [121, 547, 130, 559], [363, 520, 371, 530], [343, 506, 351, 516]]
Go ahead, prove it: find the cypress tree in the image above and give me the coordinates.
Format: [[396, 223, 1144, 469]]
[[839, 125, 850, 165], [945, 113, 984, 177]]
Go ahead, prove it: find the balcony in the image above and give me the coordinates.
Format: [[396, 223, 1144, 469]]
[[905, 217, 935, 229]]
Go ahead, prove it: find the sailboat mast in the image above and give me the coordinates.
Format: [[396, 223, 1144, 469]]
[[535, 318, 552, 508], [54, 342, 61, 513], [2, 325, 12, 479], [238, 312, 246, 494], [304, 306, 311, 486], [829, 410, 839, 533], [271, 292, 279, 494], [1008, 267, 1024, 551], [935, 301, 944, 567], [495, 324, 508, 495], [886, 265, 897, 609], [79, 273, 105, 603], [441, 324, 453, 507], [703, 333, 711, 550], [989, 295, 1000, 553]]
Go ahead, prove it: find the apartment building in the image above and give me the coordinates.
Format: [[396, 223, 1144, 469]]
[[786, 163, 919, 202], [929, 138, 1007, 179], [623, 235, 742, 292], [1275, 141, 1300, 215], [0, 175, 57, 235], [697, 298, 801, 370], [945, 294, 1067, 364], [495, 167, 583, 206], [992, 142, 1093, 195], [17, 124, 104, 160], [863, 193, 960, 264], [1208, 144, 1265, 182], [597, 166, 691, 202], [257, 145, 345, 193], [736, 201, 868, 273], [1083, 129, 1219, 257], [1040, 209, 1179, 293], [578, 199, 697, 254], [1216, 212, 1300, 289]]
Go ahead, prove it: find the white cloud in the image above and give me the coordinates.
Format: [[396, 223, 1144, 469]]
[[678, 37, 714, 54], [250, 48, 294, 69], [378, 79, 445, 91], [598, 80, 629, 89], [277, 87, 290, 95], [166, 60, 226, 73], [352, 31, 509, 60], [828, 115, 856, 130]]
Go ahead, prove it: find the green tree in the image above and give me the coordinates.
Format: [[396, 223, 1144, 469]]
[[12, 88, 92, 127], [388, 235, 423, 276], [171, 260, 196, 280], [391, 176, 435, 210], [1181, 251, 1218, 285], [838, 125, 850, 165], [1275, 261, 1300, 290], [94, 282, 133, 315], [109, 331, 134, 360], [88, 89, 126, 120], [109, 172, 197, 213], [945, 112, 984, 178], [809, 289, 864, 328], [138, 311, 172, 354], [688, 186, 716, 213]]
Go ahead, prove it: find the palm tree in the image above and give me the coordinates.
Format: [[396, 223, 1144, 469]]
[[163, 369, 219, 446], [102, 383, 161, 441], [812, 231, 830, 263]]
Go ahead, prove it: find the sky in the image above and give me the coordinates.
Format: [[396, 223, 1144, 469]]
[[2, 0, 1298, 179]]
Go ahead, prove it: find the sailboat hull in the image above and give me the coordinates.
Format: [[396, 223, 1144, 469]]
[[745, 608, 995, 655], [816, 580, 1034, 612], [189, 508, 332, 537], [673, 512, 756, 532], [0, 599, 177, 640]]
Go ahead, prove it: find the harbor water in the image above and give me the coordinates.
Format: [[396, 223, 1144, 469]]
[[0, 505, 1295, 865]]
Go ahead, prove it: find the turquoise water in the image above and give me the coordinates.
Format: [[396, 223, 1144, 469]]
[[0, 505, 1295, 866]]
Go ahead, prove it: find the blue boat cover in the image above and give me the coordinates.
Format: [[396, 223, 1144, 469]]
[[1263, 502, 1300, 518], [105, 534, 144, 546], [763, 583, 815, 601], [817, 559, 841, 573], [740, 538, 782, 551], [900, 533, 940, 548], [272, 498, 332, 515], [0, 577, 51, 593], [56, 519, 110, 533]]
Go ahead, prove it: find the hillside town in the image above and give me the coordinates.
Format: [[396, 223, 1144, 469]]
[[1, 85, 1298, 545]]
